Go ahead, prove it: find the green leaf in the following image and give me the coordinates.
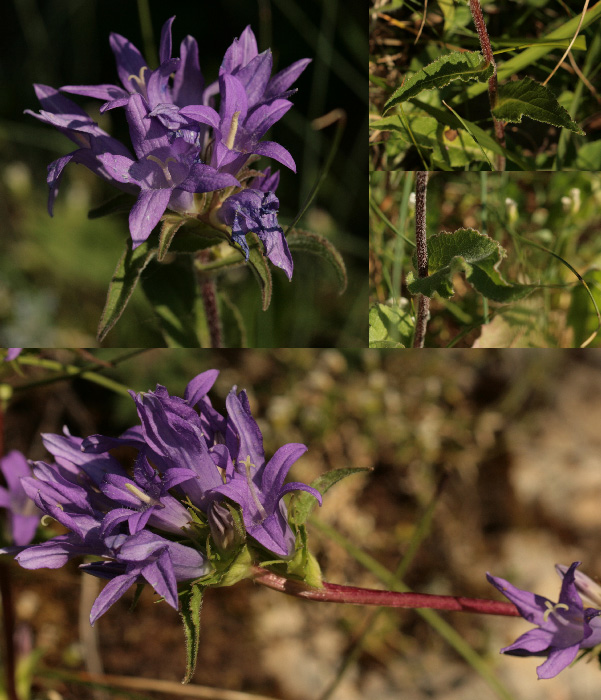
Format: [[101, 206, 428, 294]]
[[179, 584, 204, 684], [140, 257, 202, 347], [492, 78, 584, 135], [87, 192, 136, 219], [369, 302, 414, 347], [290, 468, 371, 527], [287, 228, 347, 293], [407, 228, 532, 302], [97, 241, 157, 343], [369, 340, 406, 348], [384, 51, 494, 113], [246, 235, 273, 311], [157, 215, 187, 261]]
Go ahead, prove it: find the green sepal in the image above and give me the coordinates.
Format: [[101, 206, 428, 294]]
[[213, 545, 254, 587], [286, 524, 323, 588], [289, 467, 371, 527], [287, 228, 347, 294], [97, 240, 157, 343], [157, 215, 187, 262], [407, 228, 533, 302], [384, 51, 494, 113], [179, 583, 204, 684], [129, 583, 145, 613]]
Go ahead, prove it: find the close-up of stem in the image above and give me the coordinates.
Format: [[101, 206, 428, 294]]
[[413, 171, 429, 348], [468, 0, 506, 170], [252, 567, 520, 617]]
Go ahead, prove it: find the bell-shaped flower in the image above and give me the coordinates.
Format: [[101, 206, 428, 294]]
[[210, 388, 321, 558], [487, 562, 601, 679], [218, 188, 293, 280]]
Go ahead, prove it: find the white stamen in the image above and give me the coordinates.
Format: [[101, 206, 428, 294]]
[[127, 66, 149, 90], [146, 155, 177, 186], [225, 111, 240, 150], [125, 482, 154, 505], [240, 455, 268, 523], [543, 601, 570, 624]]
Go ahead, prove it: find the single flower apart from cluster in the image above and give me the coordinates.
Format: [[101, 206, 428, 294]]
[[26, 18, 310, 278], [1, 370, 321, 623], [3, 348, 22, 361], [0, 451, 41, 546], [487, 562, 601, 679]]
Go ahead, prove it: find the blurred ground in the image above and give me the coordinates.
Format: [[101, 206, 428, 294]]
[[4, 348, 601, 699]]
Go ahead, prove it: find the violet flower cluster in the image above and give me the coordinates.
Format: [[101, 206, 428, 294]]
[[1, 370, 320, 624], [26, 18, 310, 279], [487, 562, 601, 679]]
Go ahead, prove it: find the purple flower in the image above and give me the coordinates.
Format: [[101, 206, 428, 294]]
[[4, 348, 22, 361], [218, 188, 293, 279], [26, 18, 308, 275], [209, 388, 321, 558], [487, 562, 601, 679], [97, 94, 239, 247], [0, 451, 40, 546]]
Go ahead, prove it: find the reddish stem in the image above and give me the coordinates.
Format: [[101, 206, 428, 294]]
[[413, 171, 430, 349], [253, 568, 520, 617], [468, 0, 506, 170]]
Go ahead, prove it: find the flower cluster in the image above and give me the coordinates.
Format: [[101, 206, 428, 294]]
[[487, 562, 601, 679], [2, 370, 320, 624], [26, 18, 310, 279]]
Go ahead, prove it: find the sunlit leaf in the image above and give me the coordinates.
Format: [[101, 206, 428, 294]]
[[369, 302, 414, 347], [384, 51, 494, 112], [492, 78, 584, 135], [407, 228, 532, 302], [180, 584, 204, 684]]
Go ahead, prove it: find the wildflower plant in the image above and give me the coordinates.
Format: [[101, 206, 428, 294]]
[[369, 0, 601, 171], [26, 17, 346, 347], [4, 349, 601, 692]]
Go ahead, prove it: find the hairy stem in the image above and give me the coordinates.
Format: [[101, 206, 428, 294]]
[[413, 171, 430, 348], [469, 0, 506, 170], [253, 568, 519, 617], [196, 251, 223, 348]]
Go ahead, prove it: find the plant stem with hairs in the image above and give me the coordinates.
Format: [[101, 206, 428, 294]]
[[469, 0, 506, 170], [253, 567, 520, 617], [413, 171, 430, 348]]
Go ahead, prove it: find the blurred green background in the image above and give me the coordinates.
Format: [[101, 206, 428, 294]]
[[0, 0, 367, 348]]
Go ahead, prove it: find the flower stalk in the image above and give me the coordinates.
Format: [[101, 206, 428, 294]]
[[413, 171, 430, 348], [468, 0, 506, 170], [253, 567, 520, 616]]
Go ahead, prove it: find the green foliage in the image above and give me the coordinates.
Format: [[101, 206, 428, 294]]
[[287, 228, 348, 294], [492, 78, 584, 135], [368, 302, 414, 347], [384, 51, 494, 112], [370, 171, 601, 347], [407, 228, 532, 302], [97, 240, 157, 343], [370, 0, 601, 170], [179, 584, 204, 684]]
